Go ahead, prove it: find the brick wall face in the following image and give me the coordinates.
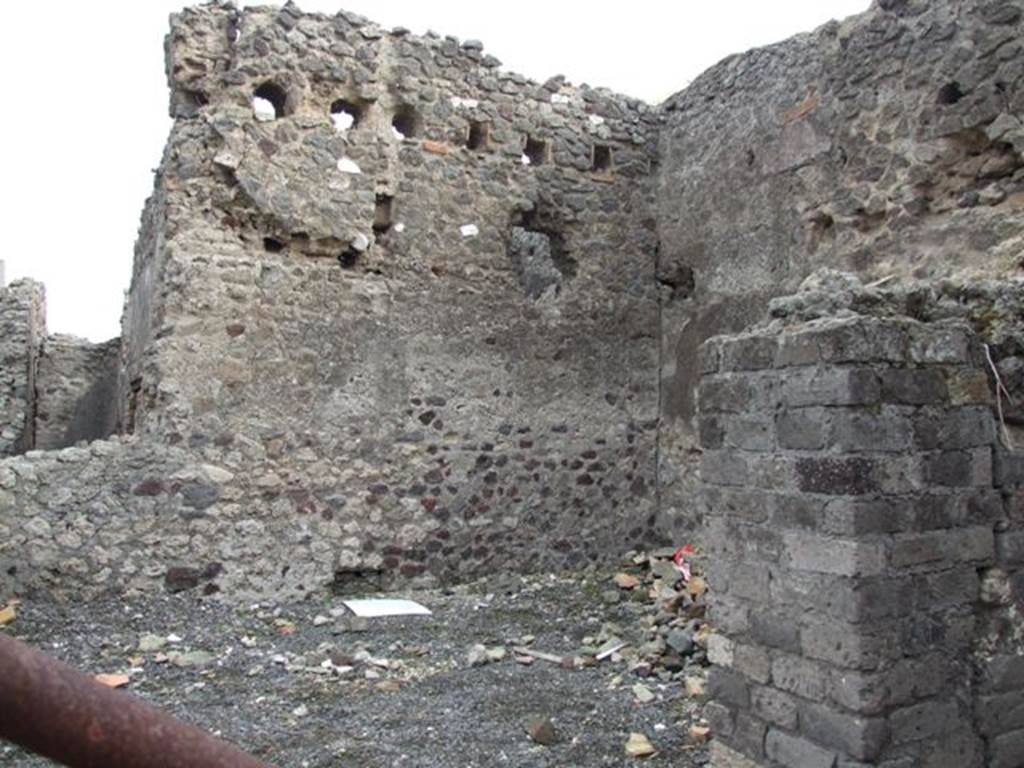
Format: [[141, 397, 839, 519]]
[[698, 315, 1013, 767]]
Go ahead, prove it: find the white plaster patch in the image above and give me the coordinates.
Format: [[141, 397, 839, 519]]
[[252, 96, 276, 121], [336, 157, 362, 174], [551, 93, 571, 105], [394, 222, 406, 233], [520, 154, 531, 166], [331, 111, 355, 132], [588, 114, 606, 126], [450, 96, 479, 109], [460, 224, 480, 238], [351, 232, 371, 252]]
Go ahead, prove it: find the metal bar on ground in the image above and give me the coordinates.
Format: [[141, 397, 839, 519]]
[[0, 634, 276, 768]]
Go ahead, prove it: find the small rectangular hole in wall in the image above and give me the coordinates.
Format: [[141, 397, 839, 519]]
[[374, 195, 393, 236], [592, 144, 613, 173], [523, 136, 548, 166], [467, 121, 490, 151]]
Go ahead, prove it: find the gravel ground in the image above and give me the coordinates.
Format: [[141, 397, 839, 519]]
[[2, 572, 710, 767]]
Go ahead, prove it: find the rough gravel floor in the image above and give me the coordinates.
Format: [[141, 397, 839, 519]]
[[2, 572, 709, 767]]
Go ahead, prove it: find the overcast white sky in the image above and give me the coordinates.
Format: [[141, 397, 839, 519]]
[[0, 0, 868, 341]]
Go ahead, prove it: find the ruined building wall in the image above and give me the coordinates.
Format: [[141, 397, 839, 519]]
[[35, 336, 120, 451], [0, 281, 44, 456], [656, 0, 1024, 538], [1, 0, 1022, 617], [0, 1, 664, 599]]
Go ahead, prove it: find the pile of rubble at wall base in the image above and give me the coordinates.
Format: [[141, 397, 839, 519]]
[[613, 545, 713, 682]]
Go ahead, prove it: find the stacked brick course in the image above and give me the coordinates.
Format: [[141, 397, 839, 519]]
[[698, 314, 1008, 767]]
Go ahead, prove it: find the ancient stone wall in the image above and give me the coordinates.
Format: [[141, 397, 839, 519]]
[[0, 0, 1021, 631], [696, 306, 1021, 767], [0, 281, 45, 457], [0, 1, 664, 598], [35, 335, 120, 450], [656, 0, 1024, 539]]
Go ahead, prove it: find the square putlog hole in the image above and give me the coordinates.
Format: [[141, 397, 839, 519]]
[[592, 144, 613, 174], [523, 136, 549, 166], [467, 121, 491, 151]]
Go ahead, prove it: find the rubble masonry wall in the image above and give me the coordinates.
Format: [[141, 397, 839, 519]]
[[0, 281, 44, 457], [1, 1, 665, 599], [656, 0, 1024, 540]]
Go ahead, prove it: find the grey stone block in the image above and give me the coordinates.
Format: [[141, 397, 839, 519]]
[[699, 338, 722, 375], [978, 654, 1024, 694], [913, 406, 997, 450], [703, 487, 774, 524], [776, 319, 907, 368], [777, 408, 829, 450], [704, 701, 736, 738], [991, 727, 1024, 768], [879, 369, 948, 405], [772, 654, 828, 701], [720, 334, 778, 372], [890, 526, 993, 569], [888, 699, 960, 745], [698, 374, 756, 413], [828, 668, 888, 716], [796, 457, 878, 496], [732, 712, 769, 760], [784, 367, 880, 408], [728, 561, 773, 602], [823, 498, 903, 536], [995, 449, 1024, 488], [799, 702, 889, 761], [752, 685, 799, 729], [829, 408, 912, 452], [701, 450, 750, 487], [923, 448, 993, 488], [772, 494, 827, 531], [976, 691, 1024, 737], [801, 619, 896, 670], [919, 567, 981, 610], [784, 531, 885, 577], [765, 728, 838, 768], [908, 324, 973, 365], [995, 532, 1024, 569], [750, 609, 801, 653], [725, 416, 775, 451], [697, 415, 725, 449], [707, 667, 751, 709], [733, 643, 773, 684]]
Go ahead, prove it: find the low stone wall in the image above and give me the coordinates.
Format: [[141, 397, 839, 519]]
[[0, 439, 335, 601], [698, 313, 1015, 767], [0, 281, 44, 456]]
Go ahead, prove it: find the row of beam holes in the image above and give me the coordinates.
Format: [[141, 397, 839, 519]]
[[253, 84, 612, 172], [522, 134, 613, 173]]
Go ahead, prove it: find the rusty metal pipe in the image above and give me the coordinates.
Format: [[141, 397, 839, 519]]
[[0, 634, 276, 768]]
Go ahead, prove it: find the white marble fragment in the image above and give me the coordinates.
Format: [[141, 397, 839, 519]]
[[336, 157, 362, 174]]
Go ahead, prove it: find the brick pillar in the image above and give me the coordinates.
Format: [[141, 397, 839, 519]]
[[697, 315, 1003, 767]]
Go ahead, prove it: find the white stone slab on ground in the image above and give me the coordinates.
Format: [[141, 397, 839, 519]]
[[341, 598, 432, 618]]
